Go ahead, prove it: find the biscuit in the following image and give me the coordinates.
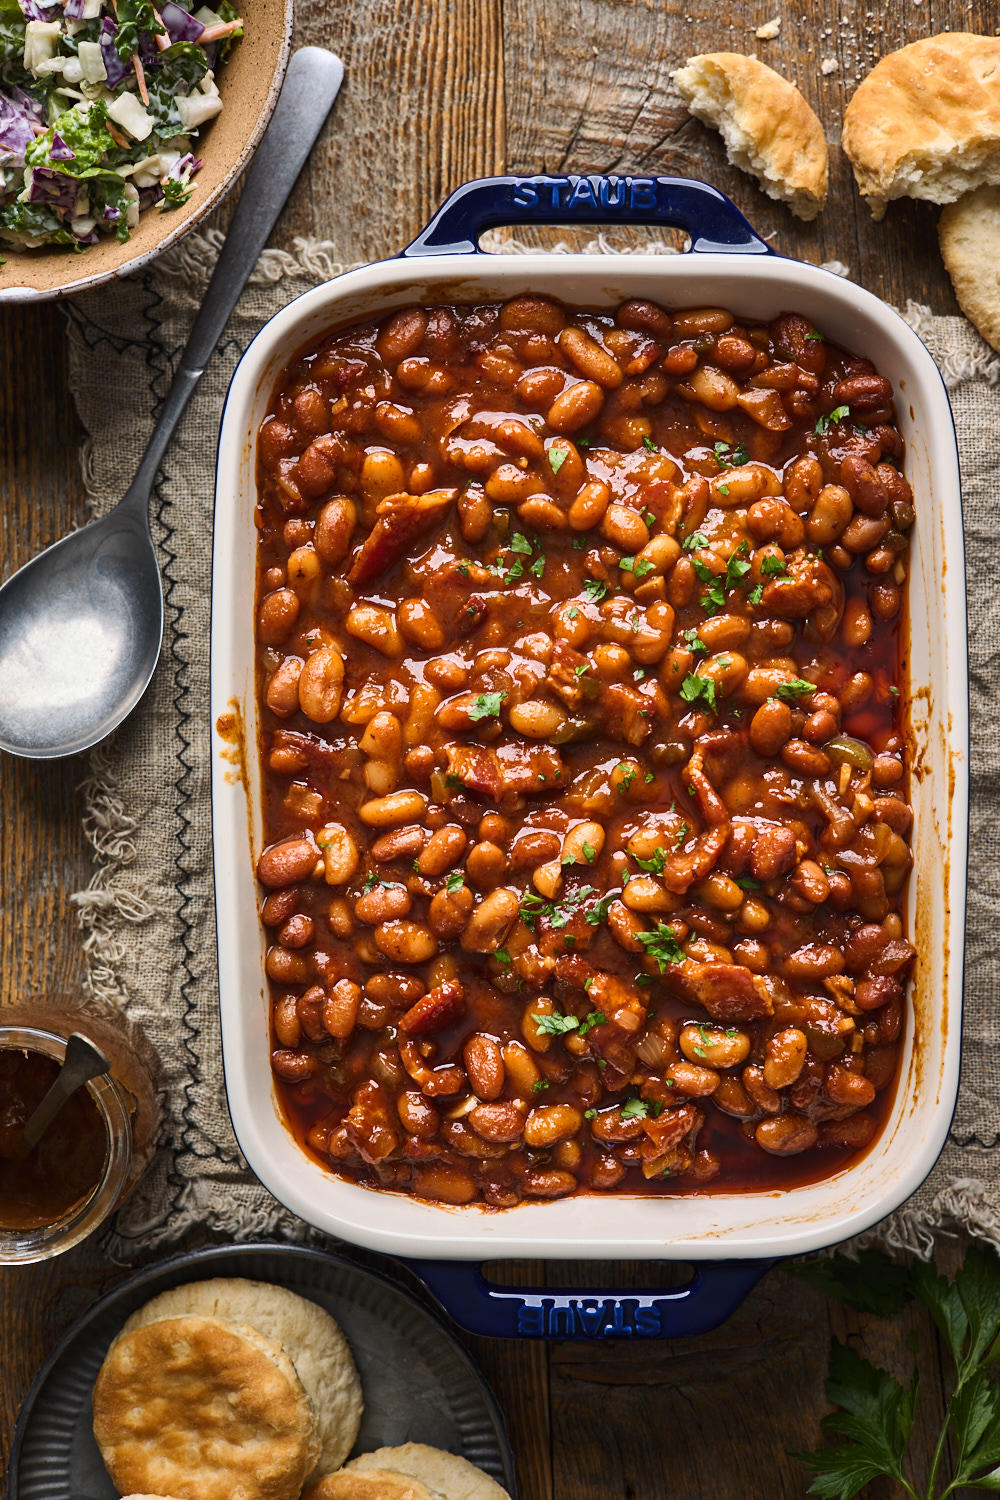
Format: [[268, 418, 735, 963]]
[[671, 53, 828, 221], [939, 185, 1000, 354], [344, 1444, 510, 1500], [122, 1277, 363, 1476], [843, 34, 1000, 219], [93, 1315, 317, 1500], [305, 1473, 439, 1500]]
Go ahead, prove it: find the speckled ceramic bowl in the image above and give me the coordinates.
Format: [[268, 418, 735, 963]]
[[0, 0, 292, 304]]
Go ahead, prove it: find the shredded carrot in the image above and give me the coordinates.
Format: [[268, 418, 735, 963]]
[[105, 119, 130, 148], [132, 50, 149, 104], [198, 18, 241, 41], [151, 6, 170, 50]]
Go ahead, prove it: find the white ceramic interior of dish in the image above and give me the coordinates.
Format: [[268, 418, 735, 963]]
[[211, 249, 968, 1261]]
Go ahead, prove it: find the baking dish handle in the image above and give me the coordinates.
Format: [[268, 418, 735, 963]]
[[400, 174, 772, 258], [401, 1257, 775, 1340]]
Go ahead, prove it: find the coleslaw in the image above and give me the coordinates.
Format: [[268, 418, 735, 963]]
[[0, 0, 241, 255]]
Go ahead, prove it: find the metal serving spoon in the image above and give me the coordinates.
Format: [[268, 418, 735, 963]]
[[0, 46, 344, 759], [11, 1032, 111, 1161]]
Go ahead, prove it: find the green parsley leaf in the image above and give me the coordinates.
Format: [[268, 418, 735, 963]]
[[748, 583, 764, 606], [520, 885, 600, 931], [682, 628, 708, 654], [577, 437, 591, 449], [714, 440, 749, 469], [468, 691, 507, 722], [532, 1078, 550, 1093], [805, 331, 825, 341], [584, 891, 617, 927], [445, 871, 464, 892], [719, 484, 730, 496], [457, 561, 470, 578], [530, 555, 546, 579], [815, 404, 851, 436], [634, 847, 667, 877], [790, 1341, 918, 1500], [679, 673, 717, 714], [673, 821, 690, 851], [567, 606, 579, 619], [889, 685, 900, 698], [774, 678, 816, 703], [615, 764, 636, 793], [645, 771, 655, 783], [683, 532, 710, 552], [723, 541, 752, 590], [578, 1010, 607, 1036], [582, 841, 597, 864], [444, 772, 466, 790], [361, 871, 380, 894], [508, 532, 533, 555], [573, 535, 587, 549], [760, 554, 788, 578], [620, 1097, 650, 1120], [636, 922, 686, 970], [787, 1251, 913, 1317], [495, 947, 512, 965], [532, 1011, 581, 1036], [733, 874, 760, 891], [548, 446, 569, 474], [584, 579, 608, 602], [642, 434, 657, 452]]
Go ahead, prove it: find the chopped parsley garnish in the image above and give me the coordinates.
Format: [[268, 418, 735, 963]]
[[509, 532, 533, 555], [532, 1079, 549, 1093], [584, 579, 608, 602], [445, 871, 465, 892], [814, 404, 850, 436], [573, 535, 587, 549], [574, 663, 590, 678], [620, 1096, 665, 1120], [577, 437, 591, 448], [529, 555, 546, 579], [582, 840, 597, 864], [679, 673, 717, 714], [760, 554, 788, 578], [636, 922, 687, 970], [682, 628, 707, 654], [456, 562, 470, 578], [468, 691, 507, 722], [567, 606, 579, 619], [444, 772, 466, 790], [645, 771, 655, 783], [548, 446, 569, 474], [579, 1010, 607, 1036], [889, 685, 900, 698], [805, 331, 824, 341], [723, 541, 752, 590], [733, 874, 760, 891], [495, 947, 512, 965], [683, 532, 709, 552], [533, 1011, 582, 1036], [773, 678, 816, 702], [615, 764, 636, 793], [361, 871, 381, 894], [584, 1108, 598, 1120], [584, 892, 617, 927], [620, 556, 656, 578], [520, 885, 606, 930], [714, 440, 749, 469], [634, 847, 667, 877], [642, 434, 657, 453], [748, 583, 764, 607], [673, 821, 690, 850]]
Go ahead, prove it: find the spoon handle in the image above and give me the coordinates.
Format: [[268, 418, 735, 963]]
[[126, 47, 345, 504], [14, 1033, 111, 1159]]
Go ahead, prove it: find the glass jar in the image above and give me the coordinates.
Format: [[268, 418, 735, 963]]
[[0, 997, 163, 1264]]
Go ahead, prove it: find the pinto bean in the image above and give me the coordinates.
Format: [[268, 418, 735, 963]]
[[258, 837, 317, 889]]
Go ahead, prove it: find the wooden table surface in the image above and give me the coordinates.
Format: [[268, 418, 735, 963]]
[[0, 1, 982, 1495]]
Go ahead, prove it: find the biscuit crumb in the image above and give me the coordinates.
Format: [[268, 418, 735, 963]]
[[756, 17, 781, 38], [820, 57, 840, 74]]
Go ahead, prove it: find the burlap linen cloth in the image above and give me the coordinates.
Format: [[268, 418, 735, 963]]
[[62, 229, 1000, 1255]]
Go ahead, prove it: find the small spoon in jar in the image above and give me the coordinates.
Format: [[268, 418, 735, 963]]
[[0, 46, 345, 759], [11, 1033, 111, 1162]]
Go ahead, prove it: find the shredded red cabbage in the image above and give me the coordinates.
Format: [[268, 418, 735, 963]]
[[160, 1, 205, 42]]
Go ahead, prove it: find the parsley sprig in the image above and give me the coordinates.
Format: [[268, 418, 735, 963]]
[[468, 691, 507, 722], [815, 404, 850, 436], [714, 440, 749, 468], [679, 673, 717, 714], [636, 922, 686, 970], [789, 1245, 1000, 1500], [533, 1008, 607, 1038], [773, 678, 816, 703]]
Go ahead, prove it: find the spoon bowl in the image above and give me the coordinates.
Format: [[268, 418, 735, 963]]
[[0, 494, 162, 759]]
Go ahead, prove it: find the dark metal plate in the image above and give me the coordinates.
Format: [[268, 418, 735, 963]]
[[7, 1243, 515, 1500]]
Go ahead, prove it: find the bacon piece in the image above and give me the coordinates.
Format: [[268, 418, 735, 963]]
[[600, 681, 655, 745], [659, 824, 729, 895], [662, 961, 774, 1023], [400, 980, 466, 1036], [344, 1079, 399, 1163], [348, 489, 457, 584], [445, 743, 504, 802]]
